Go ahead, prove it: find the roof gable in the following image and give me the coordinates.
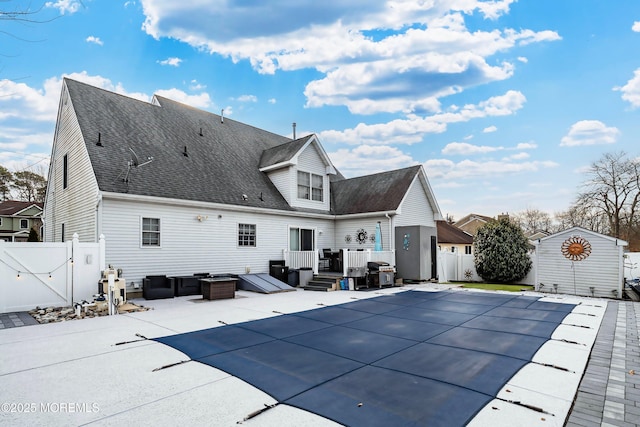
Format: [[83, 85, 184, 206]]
[[538, 226, 628, 246], [331, 165, 424, 215], [0, 201, 43, 216], [259, 134, 337, 175]]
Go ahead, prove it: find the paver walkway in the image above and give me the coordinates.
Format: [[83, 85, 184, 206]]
[[567, 301, 640, 427], [0, 312, 39, 329]]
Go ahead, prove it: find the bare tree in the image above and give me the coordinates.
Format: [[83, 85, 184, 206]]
[[554, 204, 609, 235], [511, 208, 553, 236], [574, 151, 640, 239]]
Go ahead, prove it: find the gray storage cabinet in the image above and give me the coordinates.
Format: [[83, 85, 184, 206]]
[[395, 225, 437, 281]]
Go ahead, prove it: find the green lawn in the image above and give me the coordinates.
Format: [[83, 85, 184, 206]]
[[459, 283, 534, 292]]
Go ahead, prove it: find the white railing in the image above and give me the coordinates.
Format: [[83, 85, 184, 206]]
[[342, 249, 395, 276], [283, 250, 319, 274]]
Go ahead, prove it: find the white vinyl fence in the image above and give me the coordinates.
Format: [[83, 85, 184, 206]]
[[437, 251, 536, 285], [0, 234, 105, 314]]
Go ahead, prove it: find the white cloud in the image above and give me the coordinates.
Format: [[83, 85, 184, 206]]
[[442, 142, 502, 155], [614, 68, 640, 108], [139, 0, 557, 115], [0, 73, 213, 164], [328, 145, 417, 177], [45, 0, 83, 14], [86, 36, 103, 46], [507, 152, 530, 160], [189, 80, 206, 91], [319, 90, 526, 146], [515, 142, 537, 150], [633, 21, 640, 32], [158, 57, 182, 67], [236, 95, 258, 103], [424, 157, 558, 180], [560, 120, 620, 147], [268, 98, 277, 104], [517, 56, 528, 63], [483, 125, 497, 133], [155, 88, 211, 108]]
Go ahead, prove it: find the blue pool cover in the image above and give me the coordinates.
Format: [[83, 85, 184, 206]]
[[154, 290, 575, 426]]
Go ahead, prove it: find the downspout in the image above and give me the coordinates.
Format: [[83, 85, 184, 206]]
[[95, 193, 102, 243], [385, 213, 393, 250]]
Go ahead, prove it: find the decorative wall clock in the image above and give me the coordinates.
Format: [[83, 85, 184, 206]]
[[561, 235, 592, 261], [345, 234, 352, 243]]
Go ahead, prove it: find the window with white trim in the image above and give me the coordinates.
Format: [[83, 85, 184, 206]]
[[20, 219, 28, 229], [465, 245, 472, 255], [297, 171, 323, 202], [238, 223, 256, 247], [141, 217, 160, 247]]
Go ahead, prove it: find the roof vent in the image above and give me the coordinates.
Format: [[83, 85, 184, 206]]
[[221, 109, 224, 123], [183, 146, 189, 157], [96, 132, 103, 147], [199, 127, 203, 136], [292, 122, 296, 139]]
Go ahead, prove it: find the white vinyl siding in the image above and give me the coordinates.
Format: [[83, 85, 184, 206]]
[[395, 176, 435, 227], [100, 197, 336, 287], [266, 167, 291, 204], [335, 217, 391, 251], [43, 83, 100, 242]]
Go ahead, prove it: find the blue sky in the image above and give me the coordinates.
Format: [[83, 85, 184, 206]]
[[1, 0, 639, 221]]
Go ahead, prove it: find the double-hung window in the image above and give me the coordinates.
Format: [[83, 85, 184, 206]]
[[238, 223, 256, 247], [142, 217, 160, 247], [297, 171, 323, 202]]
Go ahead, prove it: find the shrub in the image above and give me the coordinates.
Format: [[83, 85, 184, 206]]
[[473, 218, 532, 283]]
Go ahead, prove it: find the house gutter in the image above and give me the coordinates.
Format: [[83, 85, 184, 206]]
[[101, 191, 399, 221], [95, 193, 103, 242]]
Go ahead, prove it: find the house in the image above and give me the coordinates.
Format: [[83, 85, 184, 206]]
[[436, 220, 473, 254], [0, 200, 43, 242], [453, 213, 495, 236], [43, 79, 443, 289], [533, 226, 627, 298]]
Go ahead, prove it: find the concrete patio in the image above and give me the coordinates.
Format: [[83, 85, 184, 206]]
[[0, 284, 638, 426]]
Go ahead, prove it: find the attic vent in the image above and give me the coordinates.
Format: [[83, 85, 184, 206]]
[[199, 127, 203, 136], [183, 146, 189, 157], [221, 109, 224, 123], [96, 132, 103, 147]]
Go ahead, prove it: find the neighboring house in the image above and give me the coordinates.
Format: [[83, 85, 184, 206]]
[[533, 226, 627, 298], [0, 200, 43, 242], [453, 213, 495, 236], [43, 79, 443, 288], [436, 220, 473, 254]]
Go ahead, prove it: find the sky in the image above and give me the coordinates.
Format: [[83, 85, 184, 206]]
[[1, 0, 640, 222]]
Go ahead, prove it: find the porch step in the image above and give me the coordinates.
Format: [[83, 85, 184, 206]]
[[301, 275, 340, 292]]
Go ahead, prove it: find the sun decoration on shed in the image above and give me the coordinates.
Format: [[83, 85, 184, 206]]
[[561, 235, 592, 261]]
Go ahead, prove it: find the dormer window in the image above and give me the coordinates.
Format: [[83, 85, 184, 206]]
[[297, 171, 323, 202]]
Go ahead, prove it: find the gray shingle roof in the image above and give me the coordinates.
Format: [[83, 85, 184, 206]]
[[65, 78, 423, 216], [259, 136, 310, 169], [66, 78, 298, 211], [330, 165, 421, 215]]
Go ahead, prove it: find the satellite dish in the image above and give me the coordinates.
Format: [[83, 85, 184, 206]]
[[129, 147, 140, 167], [115, 147, 154, 184]]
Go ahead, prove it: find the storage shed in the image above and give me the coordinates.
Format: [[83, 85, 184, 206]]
[[533, 227, 627, 298]]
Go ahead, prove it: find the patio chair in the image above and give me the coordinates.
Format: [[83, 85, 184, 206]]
[[142, 275, 175, 300], [320, 248, 332, 270]]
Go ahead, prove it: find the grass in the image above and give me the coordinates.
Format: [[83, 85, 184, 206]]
[[458, 283, 534, 292]]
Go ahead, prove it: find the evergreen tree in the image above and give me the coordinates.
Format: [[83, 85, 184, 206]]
[[473, 218, 532, 283], [27, 227, 40, 242]]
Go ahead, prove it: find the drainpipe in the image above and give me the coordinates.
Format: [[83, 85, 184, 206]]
[[95, 193, 103, 243], [384, 213, 396, 251]]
